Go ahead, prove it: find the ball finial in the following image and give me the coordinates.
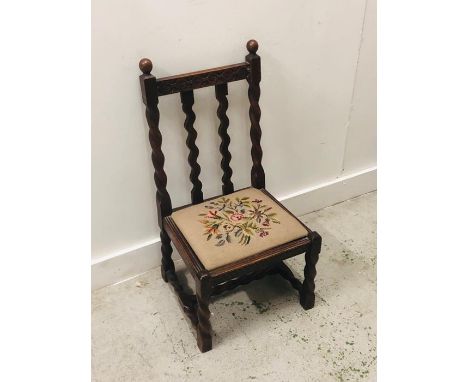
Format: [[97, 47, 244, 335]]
[[139, 58, 153, 74], [246, 39, 258, 54]]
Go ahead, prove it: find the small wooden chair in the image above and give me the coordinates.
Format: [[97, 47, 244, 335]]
[[138, 39, 322, 352]]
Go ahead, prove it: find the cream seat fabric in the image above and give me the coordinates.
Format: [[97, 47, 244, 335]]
[[171, 188, 308, 270]]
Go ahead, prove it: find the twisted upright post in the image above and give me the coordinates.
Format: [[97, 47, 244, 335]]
[[139, 58, 175, 281], [180, 90, 203, 204], [196, 272, 213, 352], [215, 83, 234, 195], [245, 39, 265, 189], [300, 232, 322, 310]]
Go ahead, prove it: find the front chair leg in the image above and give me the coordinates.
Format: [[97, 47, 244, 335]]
[[300, 232, 322, 310], [160, 229, 175, 282], [196, 272, 213, 352]]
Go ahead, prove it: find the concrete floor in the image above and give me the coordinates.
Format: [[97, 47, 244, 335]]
[[92, 191, 376, 382]]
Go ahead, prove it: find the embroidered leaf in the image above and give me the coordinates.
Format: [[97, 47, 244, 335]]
[[207, 234, 212, 241], [226, 234, 231, 243], [215, 240, 225, 246]]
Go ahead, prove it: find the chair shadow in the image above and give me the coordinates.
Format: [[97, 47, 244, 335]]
[[209, 271, 306, 344]]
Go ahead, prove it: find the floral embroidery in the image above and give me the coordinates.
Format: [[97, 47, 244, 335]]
[[198, 196, 280, 246]]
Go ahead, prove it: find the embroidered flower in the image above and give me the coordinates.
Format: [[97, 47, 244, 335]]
[[199, 195, 280, 246], [206, 225, 219, 235], [230, 213, 244, 222], [222, 223, 234, 231], [207, 210, 219, 219]]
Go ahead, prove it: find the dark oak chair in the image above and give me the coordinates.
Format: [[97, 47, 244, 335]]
[[138, 39, 322, 352]]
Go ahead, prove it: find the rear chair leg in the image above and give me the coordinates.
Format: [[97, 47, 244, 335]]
[[160, 229, 175, 282], [196, 272, 213, 352], [300, 233, 322, 310]]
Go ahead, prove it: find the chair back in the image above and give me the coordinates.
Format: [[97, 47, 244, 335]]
[[139, 39, 264, 223]]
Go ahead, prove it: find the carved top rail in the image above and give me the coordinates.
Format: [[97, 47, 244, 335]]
[[155, 62, 250, 96]]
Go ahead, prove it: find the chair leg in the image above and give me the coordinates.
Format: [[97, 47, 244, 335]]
[[196, 273, 212, 352], [160, 229, 175, 282], [300, 233, 321, 310]]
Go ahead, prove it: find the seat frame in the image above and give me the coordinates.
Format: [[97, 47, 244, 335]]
[[138, 40, 322, 352]]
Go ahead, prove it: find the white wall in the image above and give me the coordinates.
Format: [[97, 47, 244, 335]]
[[91, 0, 376, 289]]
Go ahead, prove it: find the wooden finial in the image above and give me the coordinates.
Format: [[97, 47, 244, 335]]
[[246, 39, 259, 54], [139, 58, 153, 74]]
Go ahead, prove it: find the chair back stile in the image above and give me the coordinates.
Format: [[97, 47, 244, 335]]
[[139, 61, 175, 278], [138, 61, 172, 224], [139, 39, 264, 217], [245, 40, 265, 189]]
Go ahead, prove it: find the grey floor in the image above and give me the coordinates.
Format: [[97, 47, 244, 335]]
[[92, 191, 376, 382]]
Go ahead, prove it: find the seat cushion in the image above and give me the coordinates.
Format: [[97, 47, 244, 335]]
[[171, 187, 308, 270]]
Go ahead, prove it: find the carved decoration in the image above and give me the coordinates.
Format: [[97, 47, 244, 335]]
[[157, 63, 249, 96]]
